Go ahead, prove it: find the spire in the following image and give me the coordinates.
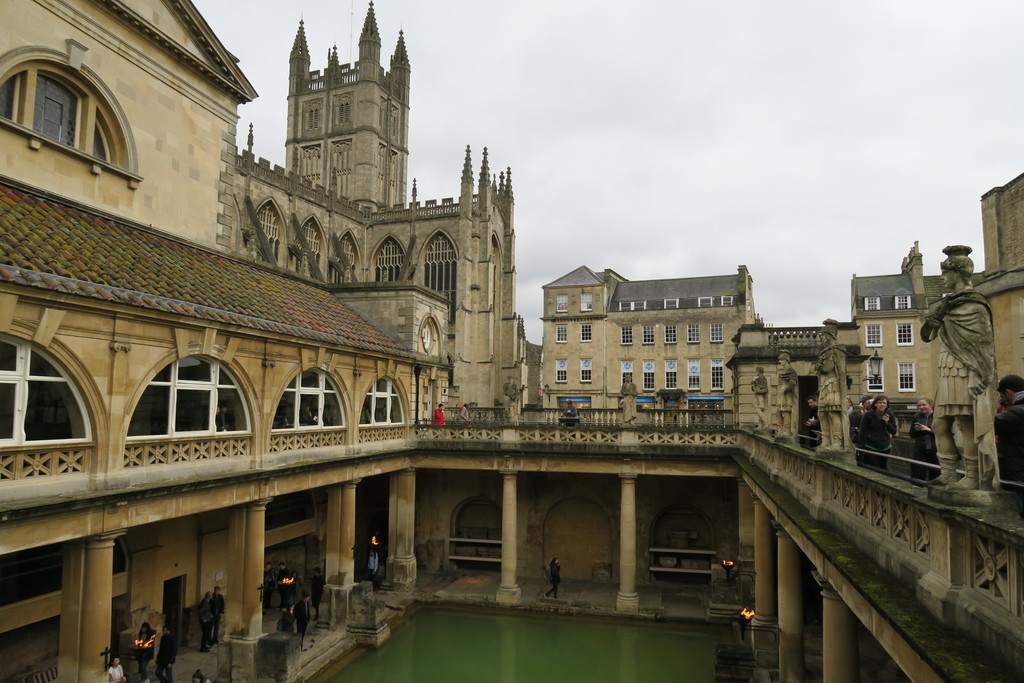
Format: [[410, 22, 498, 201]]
[[361, 2, 380, 42], [478, 147, 490, 189], [461, 145, 473, 185], [328, 45, 339, 70], [290, 20, 309, 59], [391, 30, 410, 66], [246, 123, 254, 153], [412, 178, 418, 205], [505, 167, 513, 200], [498, 170, 506, 196]]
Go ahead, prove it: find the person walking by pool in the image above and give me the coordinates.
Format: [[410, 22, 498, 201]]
[[197, 591, 213, 652], [261, 561, 275, 611], [155, 624, 176, 683], [310, 567, 325, 620], [544, 557, 561, 598], [210, 585, 225, 646], [136, 621, 156, 683], [276, 561, 290, 607], [296, 591, 313, 650]]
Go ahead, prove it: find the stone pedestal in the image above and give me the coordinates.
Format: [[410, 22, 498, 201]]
[[323, 584, 353, 630], [218, 636, 259, 683], [346, 581, 391, 648], [257, 632, 301, 682]]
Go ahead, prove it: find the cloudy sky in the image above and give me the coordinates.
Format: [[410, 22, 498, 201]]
[[194, 0, 1024, 342]]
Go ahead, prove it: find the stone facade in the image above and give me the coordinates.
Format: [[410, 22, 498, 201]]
[[981, 174, 1024, 375]]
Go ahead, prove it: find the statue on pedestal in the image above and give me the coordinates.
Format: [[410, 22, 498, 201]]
[[775, 350, 798, 437], [620, 380, 639, 425], [921, 245, 999, 490], [813, 320, 849, 451], [503, 376, 522, 421], [751, 366, 770, 431]]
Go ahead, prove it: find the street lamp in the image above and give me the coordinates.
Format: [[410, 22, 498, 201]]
[[868, 351, 883, 385]]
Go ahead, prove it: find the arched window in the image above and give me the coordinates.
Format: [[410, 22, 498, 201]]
[[375, 237, 404, 282], [0, 62, 131, 168], [360, 377, 404, 425], [127, 357, 248, 437], [257, 203, 282, 261], [302, 218, 324, 273], [272, 370, 344, 430], [0, 338, 88, 444], [424, 233, 457, 321]]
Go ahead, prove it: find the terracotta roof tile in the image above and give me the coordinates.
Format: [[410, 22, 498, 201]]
[[0, 182, 408, 357]]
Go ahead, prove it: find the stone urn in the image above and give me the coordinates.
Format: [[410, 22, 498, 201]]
[[657, 555, 678, 568], [669, 530, 691, 549]]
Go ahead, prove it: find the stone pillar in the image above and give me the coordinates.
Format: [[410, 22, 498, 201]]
[[819, 577, 859, 683], [221, 500, 270, 683], [388, 468, 417, 590], [737, 481, 755, 564], [57, 532, 121, 683], [496, 470, 521, 604], [616, 473, 640, 613], [326, 480, 360, 586], [777, 525, 805, 683], [751, 499, 778, 661]]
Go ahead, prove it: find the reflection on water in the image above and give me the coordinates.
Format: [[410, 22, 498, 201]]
[[313, 607, 726, 683]]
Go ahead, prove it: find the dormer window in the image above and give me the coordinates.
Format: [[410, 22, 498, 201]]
[[895, 295, 911, 309], [865, 296, 880, 311]]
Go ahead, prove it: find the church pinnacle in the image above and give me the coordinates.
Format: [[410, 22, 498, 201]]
[[462, 145, 473, 185], [391, 30, 410, 66], [361, 1, 380, 42], [290, 20, 309, 59]]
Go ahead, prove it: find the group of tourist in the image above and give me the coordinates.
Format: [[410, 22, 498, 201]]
[[262, 562, 324, 652], [196, 586, 224, 652], [431, 403, 472, 425]]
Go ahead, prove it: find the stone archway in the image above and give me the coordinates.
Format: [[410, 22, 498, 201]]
[[543, 497, 612, 581]]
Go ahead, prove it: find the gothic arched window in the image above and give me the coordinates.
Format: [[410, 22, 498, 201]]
[[127, 357, 248, 437], [302, 218, 324, 273], [424, 233, 457, 321], [257, 202, 282, 261], [375, 237, 404, 282]]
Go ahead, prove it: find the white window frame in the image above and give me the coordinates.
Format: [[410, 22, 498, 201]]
[[664, 298, 679, 309], [895, 295, 911, 310], [665, 360, 677, 389], [621, 326, 633, 345], [867, 364, 884, 393], [866, 324, 882, 347], [580, 323, 592, 343], [711, 359, 725, 391], [580, 359, 592, 383], [896, 322, 914, 346], [580, 292, 593, 312], [359, 377, 405, 425], [273, 369, 345, 431], [865, 296, 880, 311], [556, 293, 568, 313], [555, 324, 567, 343], [698, 296, 714, 307], [0, 338, 90, 445], [642, 325, 655, 345], [897, 362, 915, 392], [710, 323, 724, 343], [555, 359, 567, 383], [664, 325, 677, 344], [720, 295, 733, 306], [687, 360, 700, 390], [642, 360, 656, 392], [687, 324, 700, 343], [621, 361, 633, 387]]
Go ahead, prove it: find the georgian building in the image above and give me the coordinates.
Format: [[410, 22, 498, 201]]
[[540, 265, 756, 412]]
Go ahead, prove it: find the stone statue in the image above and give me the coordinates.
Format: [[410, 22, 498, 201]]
[[503, 376, 522, 421], [775, 350, 798, 437], [813, 319, 849, 451], [620, 380, 639, 425], [921, 245, 999, 491], [751, 366, 769, 431]]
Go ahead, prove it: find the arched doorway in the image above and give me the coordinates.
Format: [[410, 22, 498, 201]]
[[543, 498, 612, 581]]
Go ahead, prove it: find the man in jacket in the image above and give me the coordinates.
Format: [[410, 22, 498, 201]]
[[210, 586, 225, 646], [197, 592, 213, 652], [995, 374, 1024, 515], [155, 625, 176, 683]]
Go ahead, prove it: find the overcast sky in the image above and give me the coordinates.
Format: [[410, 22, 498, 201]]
[[194, 0, 1024, 342]]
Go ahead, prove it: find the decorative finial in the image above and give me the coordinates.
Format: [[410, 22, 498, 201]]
[[247, 123, 254, 152], [412, 178, 418, 204]]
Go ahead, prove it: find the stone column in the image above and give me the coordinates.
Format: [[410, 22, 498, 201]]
[[496, 469, 521, 604], [226, 499, 269, 639], [57, 532, 121, 683], [819, 577, 859, 683], [737, 481, 755, 564], [389, 468, 417, 590], [616, 473, 640, 613], [326, 480, 360, 586], [751, 499, 778, 661], [776, 524, 805, 683]]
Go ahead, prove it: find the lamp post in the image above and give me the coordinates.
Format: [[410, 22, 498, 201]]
[[868, 351, 883, 386]]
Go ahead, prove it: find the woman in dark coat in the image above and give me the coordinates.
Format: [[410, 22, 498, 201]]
[[544, 557, 561, 598], [909, 397, 938, 480], [857, 395, 898, 469]]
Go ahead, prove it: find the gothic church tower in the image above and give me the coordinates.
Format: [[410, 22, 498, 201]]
[[285, 2, 410, 209]]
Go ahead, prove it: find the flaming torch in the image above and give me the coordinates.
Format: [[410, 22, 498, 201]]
[[736, 607, 755, 639], [721, 559, 735, 582], [280, 576, 295, 585], [371, 535, 380, 546]]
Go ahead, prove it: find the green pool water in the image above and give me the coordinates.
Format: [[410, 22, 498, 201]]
[[312, 607, 728, 683]]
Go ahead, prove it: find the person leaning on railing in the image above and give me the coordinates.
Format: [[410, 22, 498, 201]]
[[857, 395, 897, 469], [995, 374, 1024, 516]]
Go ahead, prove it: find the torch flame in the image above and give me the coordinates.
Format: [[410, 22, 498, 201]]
[[739, 607, 755, 620], [134, 634, 156, 648], [721, 560, 735, 567], [281, 576, 295, 584], [371, 535, 380, 546]]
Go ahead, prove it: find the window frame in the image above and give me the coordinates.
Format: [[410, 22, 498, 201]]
[[556, 293, 568, 313], [620, 326, 633, 345], [710, 323, 724, 343], [272, 369, 345, 431], [865, 324, 882, 347], [555, 324, 567, 344], [665, 360, 677, 389], [864, 296, 880, 311], [687, 360, 700, 391], [664, 325, 677, 344], [642, 325, 655, 345], [895, 295, 911, 310], [555, 359, 568, 383], [867, 364, 884, 393], [687, 324, 700, 344], [580, 323, 593, 343], [897, 362, 915, 392], [359, 377, 405, 425], [896, 322, 914, 346], [710, 359, 725, 391], [580, 292, 593, 312], [580, 359, 592, 384]]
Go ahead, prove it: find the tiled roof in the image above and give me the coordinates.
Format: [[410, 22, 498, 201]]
[[612, 274, 740, 302], [853, 274, 913, 297], [0, 181, 408, 356], [545, 265, 604, 288]]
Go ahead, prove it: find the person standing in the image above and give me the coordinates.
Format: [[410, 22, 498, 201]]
[[296, 591, 313, 651], [276, 561, 290, 608], [459, 403, 471, 424], [261, 562, 275, 611], [433, 403, 446, 425], [909, 397, 939, 481], [155, 624, 176, 683], [137, 621, 156, 683], [544, 557, 561, 598], [857, 395, 897, 469], [210, 585, 225, 646], [803, 395, 820, 448], [310, 567, 325, 620], [995, 374, 1024, 515], [279, 604, 296, 632], [197, 591, 213, 652], [107, 656, 126, 683], [368, 548, 380, 582]]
